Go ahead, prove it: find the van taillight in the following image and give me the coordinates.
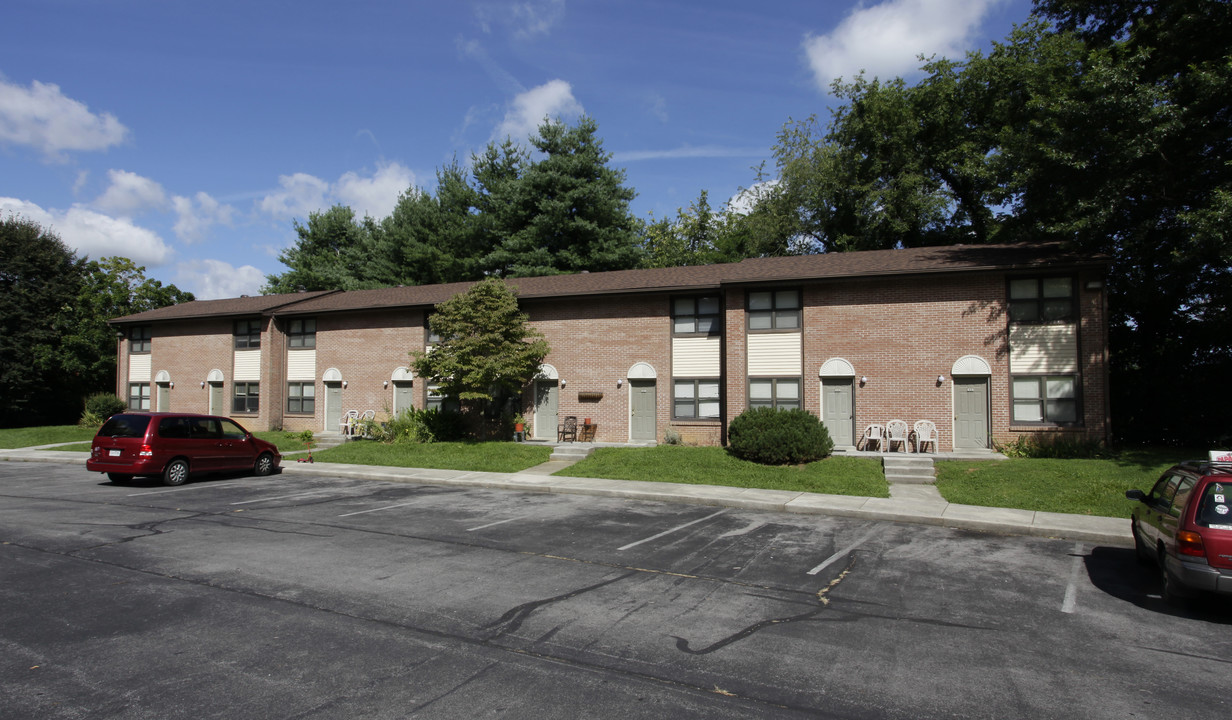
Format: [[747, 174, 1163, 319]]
[[138, 445, 154, 457], [1177, 531, 1206, 558]]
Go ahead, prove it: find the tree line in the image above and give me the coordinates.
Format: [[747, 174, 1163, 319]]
[[0, 215, 194, 427]]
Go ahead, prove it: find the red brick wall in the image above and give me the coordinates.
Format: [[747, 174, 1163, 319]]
[[524, 293, 670, 443], [144, 319, 236, 418]]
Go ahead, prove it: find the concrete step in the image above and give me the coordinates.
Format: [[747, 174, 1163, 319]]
[[883, 454, 936, 484], [550, 444, 596, 462]]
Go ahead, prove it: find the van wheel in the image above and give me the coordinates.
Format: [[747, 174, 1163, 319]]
[[107, 473, 133, 484], [254, 452, 275, 476], [163, 459, 189, 486]]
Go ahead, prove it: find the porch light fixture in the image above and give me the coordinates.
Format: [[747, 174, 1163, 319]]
[[860, 376, 868, 385], [937, 375, 945, 385], [383, 380, 389, 388], [169, 382, 174, 389], [617, 378, 624, 388], [342, 381, 348, 389], [200, 381, 206, 388]]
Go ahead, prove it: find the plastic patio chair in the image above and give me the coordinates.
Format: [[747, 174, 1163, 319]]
[[861, 423, 884, 451], [913, 420, 939, 453], [885, 420, 909, 452]]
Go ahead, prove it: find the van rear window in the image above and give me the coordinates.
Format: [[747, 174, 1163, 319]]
[[1196, 482, 1232, 530], [98, 415, 151, 439]]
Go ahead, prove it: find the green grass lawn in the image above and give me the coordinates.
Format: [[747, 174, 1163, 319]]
[[935, 448, 1197, 518], [560, 445, 889, 497], [310, 439, 553, 473], [0, 425, 96, 449]]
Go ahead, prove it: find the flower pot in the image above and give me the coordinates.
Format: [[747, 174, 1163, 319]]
[[515, 423, 525, 432]]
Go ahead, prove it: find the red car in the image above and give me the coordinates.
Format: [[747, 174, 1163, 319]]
[[1126, 460, 1232, 602], [87, 413, 281, 486]]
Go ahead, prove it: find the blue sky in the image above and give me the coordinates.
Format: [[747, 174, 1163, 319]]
[[1, 0, 1032, 299]]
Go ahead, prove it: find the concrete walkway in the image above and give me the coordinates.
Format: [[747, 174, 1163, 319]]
[[0, 444, 1131, 546]]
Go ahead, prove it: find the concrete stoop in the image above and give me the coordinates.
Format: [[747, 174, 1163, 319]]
[[549, 443, 597, 462], [311, 433, 350, 452], [882, 453, 936, 485]]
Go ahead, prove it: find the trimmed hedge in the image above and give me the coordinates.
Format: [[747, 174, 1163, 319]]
[[727, 407, 834, 465]]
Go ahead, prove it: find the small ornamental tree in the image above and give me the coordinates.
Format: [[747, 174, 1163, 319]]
[[410, 278, 550, 426]]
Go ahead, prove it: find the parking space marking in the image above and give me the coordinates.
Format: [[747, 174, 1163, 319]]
[[467, 516, 528, 532], [127, 482, 244, 496], [806, 526, 880, 576], [230, 490, 336, 505], [617, 509, 728, 551], [1061, 542, 1084, 614], [337, 500, 423, 517]]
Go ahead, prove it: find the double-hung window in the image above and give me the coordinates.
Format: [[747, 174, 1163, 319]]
[[288, 318, 316, 348], [749, 378, 801, 411], [233, 382, 259, 413], [673, 379, 720, 419], [748, 290, 801, 331], [234, 320, 261, 349], [128, 383, 151, 410], [673, 296, 721, 335], [287, 382, 315, 414], [130, 326, 152, 353], [1009, 277, 1073, 323], [1012, 376, 1078, 424]]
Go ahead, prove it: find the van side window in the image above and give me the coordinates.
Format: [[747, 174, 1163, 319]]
[[158, 417, 191, 439], [1168, 478, 1195, 519]]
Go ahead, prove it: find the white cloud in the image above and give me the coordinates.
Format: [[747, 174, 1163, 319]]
[[0, 77, 128, 160], [615, 145, 769, 163], [258, 163, 415, 221], [93, 169, 168, 216], [803, 0, 1003, 91], [0, 196, 173, 266], [493, 79, 583, 143], [173, 191, 235, 244], [474, 0, 565, 39], [174, 259, 267, 300], [258, 173, 330, 220], [334, 162, 415, 219], [727, 180, 780, 216]]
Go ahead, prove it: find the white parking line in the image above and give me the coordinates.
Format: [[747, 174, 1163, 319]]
[[127, 482, 242, 497], [806, 527, 880, 576], [337, 500, 422, 517], [1061, 542, 1085, 614], [618, 510, 728, 551], [230, 490, 334, 505], [467, 516, 527, 532]]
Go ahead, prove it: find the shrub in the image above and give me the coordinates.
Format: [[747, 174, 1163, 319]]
[[727, 407, 834, 465], [996, 434, 1110, 459], [663, 426, 682, 445], [79, 393, 127, 429], [379, 408, 469, 444]]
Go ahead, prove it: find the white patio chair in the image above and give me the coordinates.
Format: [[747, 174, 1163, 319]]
[[913, 420, 939, 453], [861, 424, 884, 451], [341, 410, 359, 437], [885, 420, 909, 452]]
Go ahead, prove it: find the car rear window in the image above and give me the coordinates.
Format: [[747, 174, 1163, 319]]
[[1196, 480, 1232, 530], [97, 414, 152, 439]]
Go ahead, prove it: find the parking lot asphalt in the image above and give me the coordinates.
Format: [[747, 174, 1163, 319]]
[[0, 445, 1132, 547]]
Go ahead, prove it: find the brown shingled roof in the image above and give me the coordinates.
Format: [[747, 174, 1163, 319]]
[[110, 242, 1106, 324], [109, 290, 337, 324]]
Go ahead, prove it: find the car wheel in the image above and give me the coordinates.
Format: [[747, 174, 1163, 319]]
[[107, 473, 133, 484], [163, 459, 190, 486], [254, 452, 275, 477], [1132, 523, 1151, 565], [1158, 552, 1191, 605]]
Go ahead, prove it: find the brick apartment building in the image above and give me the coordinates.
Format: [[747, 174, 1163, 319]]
[[108, 243, 1111, 450]]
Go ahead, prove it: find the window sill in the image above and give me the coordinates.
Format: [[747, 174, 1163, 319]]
[[670, 418, 722, 424], [1009, 424, 1085, 431]]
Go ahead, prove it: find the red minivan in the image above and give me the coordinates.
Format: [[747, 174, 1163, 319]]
[[87, 413, 281, 486], [1126, 460, 1232, 602]]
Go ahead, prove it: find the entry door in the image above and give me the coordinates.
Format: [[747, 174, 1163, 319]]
[[393, 381, 413, 415], [534, 381, 558, 440], [208, 382, 223, 415], [157, 383, 171, 412], [821, 379, 855, 447], [954, 377, 990, 449], [325, 383, 342, 432], [630, 380, 656, 441]]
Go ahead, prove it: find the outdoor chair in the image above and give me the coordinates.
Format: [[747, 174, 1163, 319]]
[[558, 416, 578, 442], [913, 420, 939, 453], [341, 410, 359, 437], [860, 423, 884, 451], [885, 420, 909, 452]]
